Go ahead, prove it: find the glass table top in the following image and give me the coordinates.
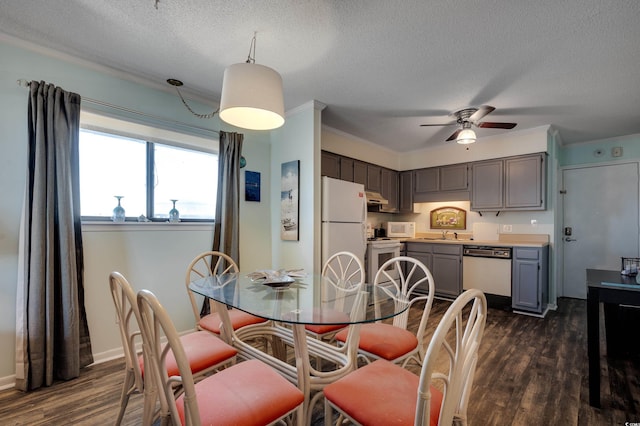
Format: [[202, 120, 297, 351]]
[[188, 272, 409, 325]]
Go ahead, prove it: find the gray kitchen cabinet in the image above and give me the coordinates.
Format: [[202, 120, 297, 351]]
[[399, 171, 414, 213], [353, 160, 367, 187], [340, 156, 354, 182], [431, 245, 462, 298], [413, 164, 469, 203], [505, 154, 546, 210], [470, 159, 504, 210], [379, 168, 399, 213], [414, 164, 468, 193], [405, 242, 462, 298], [321, 151, 341, 179], [405, 245, 432, 294], [471, 153, 546, 212], [512, 246, 549, 315], [414, 168, 439, 193], [439, 164, 468, 191], [366, 164, 382, 192]]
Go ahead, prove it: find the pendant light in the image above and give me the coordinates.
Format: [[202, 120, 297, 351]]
[[168, 32, 285, 131]]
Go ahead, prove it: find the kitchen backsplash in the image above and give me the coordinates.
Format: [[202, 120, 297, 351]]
[[368, 200, 553, 238]]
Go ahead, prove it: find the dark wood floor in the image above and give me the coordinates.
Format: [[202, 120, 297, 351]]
[[1, 298, 639, 425]]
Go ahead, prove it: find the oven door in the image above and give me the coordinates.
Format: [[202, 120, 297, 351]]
[[367, 241, 401, 284]]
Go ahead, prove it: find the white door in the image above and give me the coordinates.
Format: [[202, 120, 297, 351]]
[[562, 162, 639, 298]]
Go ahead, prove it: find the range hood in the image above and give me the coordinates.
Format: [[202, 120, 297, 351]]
[[365, 190, 388, 205]]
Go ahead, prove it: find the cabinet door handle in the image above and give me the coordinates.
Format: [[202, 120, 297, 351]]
[[564, 237, 577, 242]]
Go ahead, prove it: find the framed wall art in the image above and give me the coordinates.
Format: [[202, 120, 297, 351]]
[[280, 160, 299, 241], [244, 171, 261, 202], [430, 206, 467, 230]]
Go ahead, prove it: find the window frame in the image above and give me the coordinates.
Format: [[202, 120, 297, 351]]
[[79, 110, 219, 224]]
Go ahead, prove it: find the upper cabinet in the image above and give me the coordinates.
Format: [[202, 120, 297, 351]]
[[414, 168, 439, 193], [414, 163, 469, 203], [471, 153, 546, 212], [379, 168, 399, 213], [366, 164, 382, 192], [321, 151, 341, 179], [440, 164, 469, 191], [340, 157, 354, 182], [353, 160, 367, 187], [399, 171, 414, 213], [470, 159, 504, 210], [505, 155, 545, 209]]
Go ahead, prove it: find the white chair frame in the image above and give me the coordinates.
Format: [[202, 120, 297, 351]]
[[325, 288, 488, 426]]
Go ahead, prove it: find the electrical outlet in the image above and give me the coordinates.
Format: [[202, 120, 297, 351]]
[[502, 224, 512, 233], [531, 219, 538, 227]]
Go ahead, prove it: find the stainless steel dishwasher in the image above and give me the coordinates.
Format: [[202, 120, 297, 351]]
[[462, 245, 512, 297]]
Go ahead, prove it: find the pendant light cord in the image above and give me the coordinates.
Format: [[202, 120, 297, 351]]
[[172, 86, 219, 119]]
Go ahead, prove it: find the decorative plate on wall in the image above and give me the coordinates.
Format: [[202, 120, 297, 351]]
[[430, 206, 466, 230]]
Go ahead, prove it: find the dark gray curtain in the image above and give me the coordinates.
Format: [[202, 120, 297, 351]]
[[201, 131, 243, 316], [15, 81, 93, 391], [212, 131, 243, 264]]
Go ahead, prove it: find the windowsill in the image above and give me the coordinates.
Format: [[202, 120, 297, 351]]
[[82, 221, 214, 232]]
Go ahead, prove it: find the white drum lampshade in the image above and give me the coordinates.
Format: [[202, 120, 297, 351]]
[[219, 62, 285, 130]]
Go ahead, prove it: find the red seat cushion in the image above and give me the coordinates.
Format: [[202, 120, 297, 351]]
[[139, 331, 237, 378], [176, 359, 304, 426], [304, 308, 350, 335], [198, 309, 268, 334], [335, 323, 418, 361], [323, 359, 443, 426]]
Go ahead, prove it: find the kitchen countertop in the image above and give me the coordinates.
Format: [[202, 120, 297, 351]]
[[381, 233, 549, 248]]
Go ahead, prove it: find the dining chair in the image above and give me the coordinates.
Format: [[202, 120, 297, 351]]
[[334, 255, 435, 368], [324, 288, 488, 426], [108, 271, 238, 425], [185, 251, 268, 339], [305, 251, 365, 341], [136, 288, 305, 426]]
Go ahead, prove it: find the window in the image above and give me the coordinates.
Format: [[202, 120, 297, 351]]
[[79, 114, 218, 222]]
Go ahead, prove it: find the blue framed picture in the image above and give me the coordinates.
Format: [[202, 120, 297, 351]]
[[245, 171, 261, 202]]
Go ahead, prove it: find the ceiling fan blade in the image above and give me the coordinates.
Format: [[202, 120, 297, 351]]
[[446, 129, 461, 141], [468, 105, 495, 122], [477, 122, 517, 129], [420, 122, 456, 127]]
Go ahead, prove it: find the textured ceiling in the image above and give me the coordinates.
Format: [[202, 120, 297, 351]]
[[1, 0, 639, 152]]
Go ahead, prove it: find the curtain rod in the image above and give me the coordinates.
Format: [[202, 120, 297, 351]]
[[16, 79, 220, 136]]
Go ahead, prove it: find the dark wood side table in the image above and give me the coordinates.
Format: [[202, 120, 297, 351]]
[[587, 269, 640, 407]]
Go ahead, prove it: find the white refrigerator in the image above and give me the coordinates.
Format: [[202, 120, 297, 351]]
[[321, 176, 367, 266]]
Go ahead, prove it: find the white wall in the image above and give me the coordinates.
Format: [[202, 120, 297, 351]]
[[0, 36, 275, 387], [270, 101, 323, 273]]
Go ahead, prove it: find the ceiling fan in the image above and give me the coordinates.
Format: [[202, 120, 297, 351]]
[[420, 105, 517, 144]]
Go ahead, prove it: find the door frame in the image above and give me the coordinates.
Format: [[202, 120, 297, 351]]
[[558, 159, 640, 298]]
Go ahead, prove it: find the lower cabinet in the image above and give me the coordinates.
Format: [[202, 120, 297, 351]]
[[405, 243, 462, 298], [512, 246, 549, 314]]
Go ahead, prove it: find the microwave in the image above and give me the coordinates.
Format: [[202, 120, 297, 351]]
[[383, 222, 416, 238]]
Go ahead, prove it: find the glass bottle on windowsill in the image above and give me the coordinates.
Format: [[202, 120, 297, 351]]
[[112, 196, 125, 222], [169, 199, 180, 223]]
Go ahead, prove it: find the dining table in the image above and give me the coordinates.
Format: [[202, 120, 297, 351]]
[[586, 268, 640, 407], [188, 271, 409, 423]]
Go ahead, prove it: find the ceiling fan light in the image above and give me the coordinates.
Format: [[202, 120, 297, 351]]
[[457, 128, 476, 144], [219, 62, 285, 130]]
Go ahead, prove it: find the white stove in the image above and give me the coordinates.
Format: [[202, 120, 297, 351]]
[[366, 239, 401, 284]]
